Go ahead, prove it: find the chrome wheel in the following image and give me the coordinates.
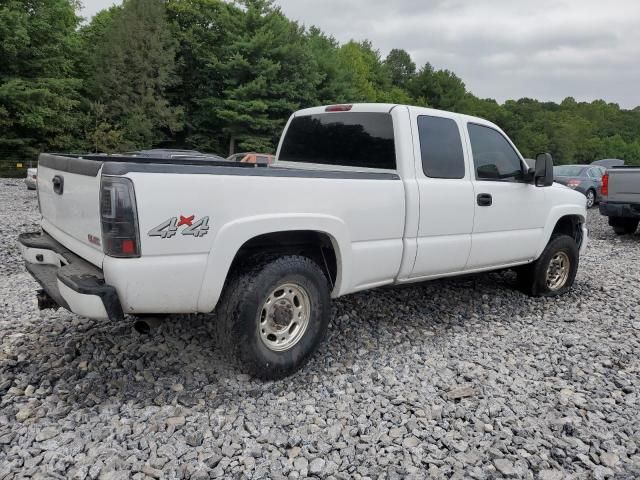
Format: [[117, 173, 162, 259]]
[[258, 283, 311, 352], [546, 251, 570, 291], [586, 190, 595, 208]]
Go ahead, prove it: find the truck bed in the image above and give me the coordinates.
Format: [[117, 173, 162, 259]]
[[39, 153, 398, 179], [39, 153, 261, 175]]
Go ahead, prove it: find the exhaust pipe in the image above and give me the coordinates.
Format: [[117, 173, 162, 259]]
[[37, 290, 60, 311], [133, 316, 164, 334]]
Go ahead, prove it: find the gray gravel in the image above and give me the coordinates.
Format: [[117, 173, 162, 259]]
[[1, 178, 640, 479]]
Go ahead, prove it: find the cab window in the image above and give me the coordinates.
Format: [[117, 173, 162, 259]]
[[468, 123, 524, 182], [418, 115, 465, 179], [279, 112, 396, 170]]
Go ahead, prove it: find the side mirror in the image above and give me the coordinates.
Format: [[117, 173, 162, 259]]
[[534, 153, 554, 187]]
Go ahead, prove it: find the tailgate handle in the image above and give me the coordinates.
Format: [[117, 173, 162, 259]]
[[52, 175, 64, 195]]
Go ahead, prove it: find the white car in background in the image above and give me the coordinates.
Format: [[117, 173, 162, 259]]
[[25, 168, 37, 190]]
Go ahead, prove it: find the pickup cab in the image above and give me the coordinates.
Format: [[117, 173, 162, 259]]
[[19, 103, 588, 379], [599, 166, 640, 234]]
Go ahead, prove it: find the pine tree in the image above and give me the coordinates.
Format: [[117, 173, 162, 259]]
[[166, 0, 243, 154], [87, 0, 182, 152], [214, 0, 322, 154]]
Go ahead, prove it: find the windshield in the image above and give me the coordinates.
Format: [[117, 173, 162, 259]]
[[554, 165, 586, 177]]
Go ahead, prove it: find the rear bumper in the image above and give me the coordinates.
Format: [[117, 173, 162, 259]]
[[599, 201, 640, 219], [18, 232, 124, 321]]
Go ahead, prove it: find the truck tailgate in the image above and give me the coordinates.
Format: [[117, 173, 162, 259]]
[[607, 167, 640, 204], [37, 154, 105, 267]]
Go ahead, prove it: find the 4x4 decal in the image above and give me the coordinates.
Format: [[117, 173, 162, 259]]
[[149, 215, 210, 238]]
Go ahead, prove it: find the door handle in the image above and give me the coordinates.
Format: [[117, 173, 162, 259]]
[[52, 175, 64, 195], [477, 193, 492, 207]]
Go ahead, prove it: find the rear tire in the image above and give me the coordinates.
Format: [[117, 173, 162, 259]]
[[517, 235, 579, 297], [216, 255, 331, 380], [585, 189, 596, 209], [610, 217, 638, 235]]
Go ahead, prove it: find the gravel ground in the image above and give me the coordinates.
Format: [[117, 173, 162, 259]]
[[1, 178, 639, 480]]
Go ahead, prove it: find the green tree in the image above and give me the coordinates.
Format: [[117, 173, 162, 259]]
[[86, 0, 182, 152], [3, 0, 640, 168], [384, 48, 416, 89], [335, 41, 378, 102], [166, 0, 242, 153], [625, 140, 640, 165], [0, 0, 84, 163], [457, 95, 512, 129], [305, 27, 354, 104], [211, 0, 322, 154], [76, 5, 122, 81], [408, 63, 467, 110]]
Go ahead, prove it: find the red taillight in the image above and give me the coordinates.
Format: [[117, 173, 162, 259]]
[[121, 239, 135, 254], [567, 179, 581, 188], [325, 104, 353, 112], [100, 176, 140, 258], [601, 173, 608, 196]]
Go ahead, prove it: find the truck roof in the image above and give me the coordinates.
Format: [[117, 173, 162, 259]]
[[293, 103, 501, 131]]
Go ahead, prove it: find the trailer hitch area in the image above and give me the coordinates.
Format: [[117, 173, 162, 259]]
[[37, 289, 60, 311]]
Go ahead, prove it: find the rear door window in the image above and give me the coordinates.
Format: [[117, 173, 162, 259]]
[[468, 123, 524, 182], [417, 115, 465, 179], [279, 112, 396, 170]]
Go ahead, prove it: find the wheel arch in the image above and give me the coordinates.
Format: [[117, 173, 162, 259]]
[[228, 230, 340, 287], [196, 214, 350, 312], [536, 209, 586, 258]]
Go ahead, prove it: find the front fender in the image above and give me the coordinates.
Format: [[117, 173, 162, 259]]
[[196, 214, 351, 312], [535, 204, 587, 258]]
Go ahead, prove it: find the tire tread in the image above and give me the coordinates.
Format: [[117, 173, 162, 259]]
[[517, 234, 579, 297], [215, 255, 330, 379]]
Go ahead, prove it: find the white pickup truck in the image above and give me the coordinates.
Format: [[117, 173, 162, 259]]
[[19, 103, 588, 379]]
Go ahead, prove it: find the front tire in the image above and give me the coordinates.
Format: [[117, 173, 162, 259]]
[[517, 235, 579, 297], [216, 255, 331, 380]]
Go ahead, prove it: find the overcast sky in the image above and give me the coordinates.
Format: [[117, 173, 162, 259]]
[[80, 0, 640, 109]]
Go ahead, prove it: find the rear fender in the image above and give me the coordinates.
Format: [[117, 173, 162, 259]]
[[196, 214, 350, 312]]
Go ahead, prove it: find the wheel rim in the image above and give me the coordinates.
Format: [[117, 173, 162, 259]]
[[546, 251, 571, 291], [258, 283, 311, 352], [586, 191, 595, 208]]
